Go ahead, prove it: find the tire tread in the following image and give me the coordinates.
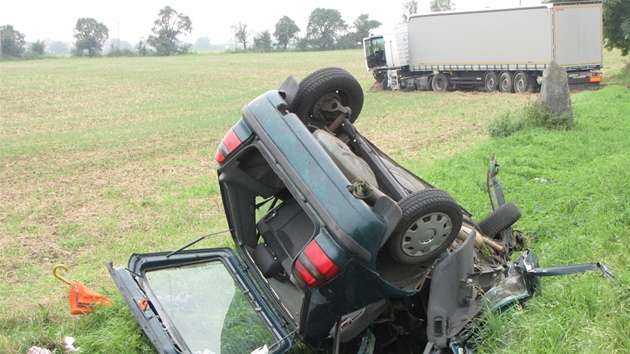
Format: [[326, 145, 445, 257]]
[[477, 202, 521, 237]]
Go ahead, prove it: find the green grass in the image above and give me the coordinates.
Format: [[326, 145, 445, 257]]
[[1, 49, 629, 353], [601, 48, 630, 86]]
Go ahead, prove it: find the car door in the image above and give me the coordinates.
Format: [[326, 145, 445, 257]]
[[107, 247, 294, 354]]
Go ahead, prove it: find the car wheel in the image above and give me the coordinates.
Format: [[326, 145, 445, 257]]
[[290, 67, 364, 130], [386, 189, 463, 266], [477, 202, 521, 238]]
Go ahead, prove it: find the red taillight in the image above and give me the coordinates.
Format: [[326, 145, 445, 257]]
[[295, 241, 339, 288], [223, 129, 241, 151], [215, 150, 226, 164], [589, 74, 602, 83], [216, 129, 243, 164], [295, 260, 318, 286]]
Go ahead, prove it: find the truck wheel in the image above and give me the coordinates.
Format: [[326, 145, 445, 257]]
[[431, 73, 449, 92], [499, 71, 514, 93], [477, 202, 521, 238], [513, 71, 530, 93], [385, 189, 463, 266], [484, 72, 498, 92], [290, 67, 364, 130]]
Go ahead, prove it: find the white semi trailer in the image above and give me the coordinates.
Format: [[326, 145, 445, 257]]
[[363, 2, 604, 92]]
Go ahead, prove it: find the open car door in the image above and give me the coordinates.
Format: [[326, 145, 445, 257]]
[[106, 248, 294, 354]]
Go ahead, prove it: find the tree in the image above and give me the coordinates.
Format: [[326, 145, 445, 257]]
[[336, 33, 358, 49], [106, 39, 134, 57], [193, 37, 211, 51], [49, 41, 70, 55], [253, 31, 272, 52], [177, 43, 192, 54], [430, 0, 456, 12], [602, 0, 630, 55], [232, 22, 251, 50], [274, 16, 300, 50], [147, 6, 192, 56], [336, 14, 382, 49], [296, 37, 311, 51], [306, 8, 348, 51], [30, 40, 45, 55], [107, 44, 135, 57], [106, 39, 134, 52], [354, 14, 382, 43], [136, 39, 149, 56], [1, 25, 26, 57], [402, 0, 419, 22], [73, 18, 109, 57]]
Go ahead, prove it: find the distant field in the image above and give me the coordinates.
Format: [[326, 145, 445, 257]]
[[1, 49, 629, 353]]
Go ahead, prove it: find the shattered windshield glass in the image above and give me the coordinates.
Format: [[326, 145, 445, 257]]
[[145, 261, 275, 354]]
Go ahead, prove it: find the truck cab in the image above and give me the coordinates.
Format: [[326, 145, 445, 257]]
[[363, 24, 409, 84]]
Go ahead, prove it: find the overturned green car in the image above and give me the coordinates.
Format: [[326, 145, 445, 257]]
[[107, 68, 613, 354]]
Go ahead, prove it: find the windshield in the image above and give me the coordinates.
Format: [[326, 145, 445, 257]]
[[145, 261, 275, 354], [365, 36, 384, 56]]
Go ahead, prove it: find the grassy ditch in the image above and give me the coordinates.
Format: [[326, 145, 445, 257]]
[[416, 84, 630, 353], [1, 49, 629, 353]]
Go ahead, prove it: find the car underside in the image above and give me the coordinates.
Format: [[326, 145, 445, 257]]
[[108, 67, 613, 354]]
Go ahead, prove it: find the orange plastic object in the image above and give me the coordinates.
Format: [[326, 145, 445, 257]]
[[53, 264, 112, 315], [138, 298, 148, 311]]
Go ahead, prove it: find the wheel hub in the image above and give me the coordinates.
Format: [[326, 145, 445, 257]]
[[311, 93, 343, 124], [401, 212, 453, 257], [419, 228, 437, 243]]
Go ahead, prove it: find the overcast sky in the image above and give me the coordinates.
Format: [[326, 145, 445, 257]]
[[2, 0, 542, 45]]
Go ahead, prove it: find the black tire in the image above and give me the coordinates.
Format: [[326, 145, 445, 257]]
[[499, 71, 513, 93], [374, 71, 387, 85], [431, 73, 449, 92], [484, 71, 498, 92], [513, 71, 530, 93], [386, 189, 463, 266], [477, 202, 521, 238], [290, 67, 364, 129]]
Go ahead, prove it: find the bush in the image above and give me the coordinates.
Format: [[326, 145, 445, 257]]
[[523, 103, 573, 130], [107, 47, 136, 57], [486, 111, 526, 138], [487, 102, 573, 138], [21, 52, 48, 60]]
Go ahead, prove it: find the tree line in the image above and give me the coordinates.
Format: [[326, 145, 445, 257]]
[[232, 9, 382, 53], [2, 1, 629, 59], [0, 6, 382, 59]]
